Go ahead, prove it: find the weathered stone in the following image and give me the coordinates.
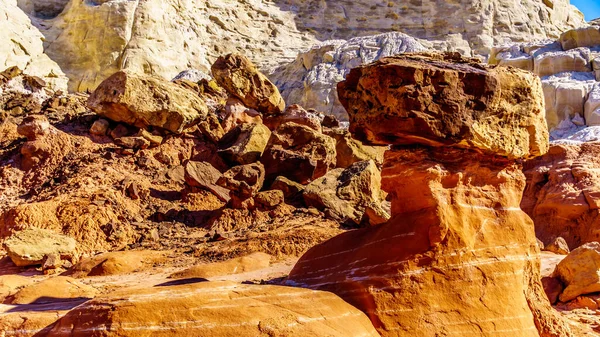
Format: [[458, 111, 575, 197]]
[[533, 48, 591, 77], [254, 190, 285, 209], [542, 277, 564, 305], [545, 237, 570, 255], [219, 97, 262, 133], [542, 74, 594, 130], [114, 136, 150, 150], [44, 281, 379, 337], [90, 119, 109, 136], [303, 160, 389, 225], [88, 71, 209, 133], [218, 123, 271, 165], [264, 104, 322, 132], [325, 128, 386, 169], [261, 122, 337, 184], [211, 54, 285, 115], [560, 26, 600, 51], [217, 162, 265, 202], [7, 276, 97, 305], [554, 242, 600, 302], [184, 161, 230, 203], [339, 52, 549, 159], [270, 176, 305, 201], [3, 228, 76, 267], [288, 147, 571, 337]]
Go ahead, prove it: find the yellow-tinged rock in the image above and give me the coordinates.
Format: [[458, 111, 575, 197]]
[[87, 71, 209, 133], [554, 242, 600, 302]]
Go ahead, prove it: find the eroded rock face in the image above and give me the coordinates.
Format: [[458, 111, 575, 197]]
[[88, 71, 209, 133], [0, 0, 68, 91], [44, 281, 380, 337], [20, 0, 314, 92], [287, 52, 570, 337], [340, 53, 549, 159], [522, 143, 600, 248]]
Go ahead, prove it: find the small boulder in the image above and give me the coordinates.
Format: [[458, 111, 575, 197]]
[[325, 128, 386, 169], [270, 176, 305, 201], [7, 276, 97, 305], [303, 160, 389, 225], [261, 122, 337, 184], [264, 104, 321, 132], [217, 163, 265, 207], [545, 237, 570, 255], [219, 97, 262, 133], [211, 54, 285, 115], [90, 119, 109, 136], [17, 115, 52, 141], [3, 228, 77, 267], [218, 122, 271, 165], [541, 277, 563, 304], [88, 71, 209, 133], [254, 190, 285, 209], [553, 241, 600, 302], [560, 26, 600, 50], [184, 161, 230, 202], [114, 136, 150, 150]]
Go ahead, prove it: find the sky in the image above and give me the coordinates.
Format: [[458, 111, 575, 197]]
[[571, 0, 600, 20]]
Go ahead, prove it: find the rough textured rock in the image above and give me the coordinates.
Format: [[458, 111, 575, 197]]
[[184, 161, 230, 203], [211, 54, 285, 115], [20, 0, 314, 92], [0, 0, 68, 91], [261, 122, 337, 184], [271, 32, 426, 121], [303, 160, 389, 226], [545, 237, 571, 255], [522, 143, 600, 248], [340, 53, 549, 159], [325, 128, 386, 169], [3, 227, 77, 267], [217, 162, 265, 208], [542, 72, 595, 130], [534, 48, 592, 77], [288, 53, 570, 337], [270, 176, 305, 201], [218, 123, 271, 165], [560, 26, 600, 51], [87, 71, 209, 133], [45, 281, 380, 337], [542, 276, 564, 305], [273, 0, 584, 56], [264, 104, 322, 132], [554, 242, 600, 302]]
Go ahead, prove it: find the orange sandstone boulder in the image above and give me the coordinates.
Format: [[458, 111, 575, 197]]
[[45, 281, 379, 337], [287, 52, 570, 337]]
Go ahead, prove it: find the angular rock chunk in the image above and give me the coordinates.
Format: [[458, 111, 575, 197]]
[[3, 228, 76, 267], [264, 104, 321, 132], [211, 54, 285, 115], [554, 242, 600, 302], [560, 26, 600, 51], [325, 128, 386, 169], [218, 123, 271, 165], [88, 71, 209, 133], [339, 52, 549, 159], [545, 237, 570, 255], [533, 48, 591, 77], [303, 160, 389, 225], [261, 122, 337, 184], [270, 176, 305, 201], [44, 281, 380, 337], [184, 161, 230, 202], [217, 162, 265, 208]]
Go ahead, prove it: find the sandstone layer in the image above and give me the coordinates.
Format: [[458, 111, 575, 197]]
[[45, 281, 380, 337], [287, 53, 569, 337]]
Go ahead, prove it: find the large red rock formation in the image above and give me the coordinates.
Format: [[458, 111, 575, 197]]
[[287, 53, 571, 337], [523, 143, 600, 249]]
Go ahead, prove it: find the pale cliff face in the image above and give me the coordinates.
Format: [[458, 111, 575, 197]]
[[273, 0, 585, 55]]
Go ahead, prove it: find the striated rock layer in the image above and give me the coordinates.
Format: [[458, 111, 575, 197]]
[[44, 281, 380, 337], [287, 53, 570, 337]]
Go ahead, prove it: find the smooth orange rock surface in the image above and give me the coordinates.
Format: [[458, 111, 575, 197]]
[[45, 281, 380, 337]]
